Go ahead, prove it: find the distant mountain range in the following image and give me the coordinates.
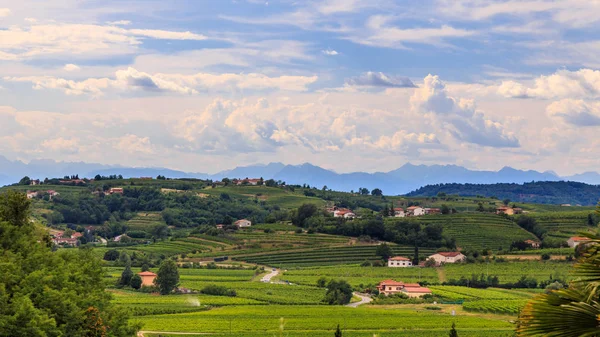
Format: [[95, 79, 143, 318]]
[[1, 155, 600, 195]]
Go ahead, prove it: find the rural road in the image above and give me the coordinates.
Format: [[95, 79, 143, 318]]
[[346, 292, 372, 307], [260, 268, 279, 282]]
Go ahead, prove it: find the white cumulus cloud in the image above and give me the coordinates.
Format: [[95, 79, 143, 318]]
[[498, 68, 600, 99]]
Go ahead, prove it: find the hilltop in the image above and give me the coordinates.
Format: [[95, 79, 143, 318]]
[[406, 181, 600, 206]]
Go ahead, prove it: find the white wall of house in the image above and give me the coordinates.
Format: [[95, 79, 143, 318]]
[[388, 260, 413, 267], [236, 219, 252, 227], [428, 253, 466, 265]]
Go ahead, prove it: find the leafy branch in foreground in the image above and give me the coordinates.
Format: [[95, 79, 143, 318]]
[[517, 231, 600, 337]]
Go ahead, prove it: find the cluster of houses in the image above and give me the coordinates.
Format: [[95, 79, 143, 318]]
[[376, 280, 432, 297], [26, 190, 59, 200], [234, 178, 262, 186], [388, 251, 466, 268], [392, 206, 440, 218], [51, 230, 83, 247], [216, 219, 252, 229]]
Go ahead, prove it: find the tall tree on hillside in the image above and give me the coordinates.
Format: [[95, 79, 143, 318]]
[[155, 259, 180, 295], [449, 322, 458, 337], [376, 243, 393, 261], [119, 265, 133, 287], [0, 190, 138, 336], [334, 324, 342, 337], [18, 176, 31, 185], [371, 188, 383, 197], [517, 231, 600, 336]]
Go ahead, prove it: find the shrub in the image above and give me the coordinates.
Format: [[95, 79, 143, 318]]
[[201, 284, 237, 297], [541, 253, 551, 261]]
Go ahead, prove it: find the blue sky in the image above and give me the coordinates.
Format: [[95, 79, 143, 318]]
[[1, 0, 600, 174]]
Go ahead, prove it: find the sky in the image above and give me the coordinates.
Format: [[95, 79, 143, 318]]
[[1, 0, 600, 175]]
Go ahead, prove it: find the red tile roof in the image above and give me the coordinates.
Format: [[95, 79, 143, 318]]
[[570, 236, 589, 241], [138, 271, 157, 276], [434, 252, 463, 257], [389, 256, 411, 261]]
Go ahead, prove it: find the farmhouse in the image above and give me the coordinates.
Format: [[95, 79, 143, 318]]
[[26, 191, 39, 199], [52, 237, 78, 247], [424, 208, 441, 215], [428, 252, 466, 265], [138, 271, 157, 287], [387, 256, 413, 267], [393, 208, 405, 217], [47, 190, 59, 200], [235, 219, 252, 228], [376, 280, 432, 297], [216, 224, 224, 229], [496, 207, 523, 215], [524, 239, 540, 249], [30, 179, 40, 185], [406, 206, 425, 217], [71, 232, 83, 239], [334, 209, 356, 219], [567, 236, 589, 248], [108, 187, 124, 195]]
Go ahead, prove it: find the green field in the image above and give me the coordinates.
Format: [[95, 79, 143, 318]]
[[443, 260, 572, 283], [526, 211, 595, 239], [134, 305, 515, 336]]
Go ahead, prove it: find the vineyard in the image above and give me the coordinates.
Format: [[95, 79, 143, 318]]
[[134, 305, 515, 336], [399, 213, 538, 250], [280, 265, 439, 286], [526, 211, 595, 239], [430, 286, 535, 315], [237, 245, 437, 267], [443, 260, 573, 283]]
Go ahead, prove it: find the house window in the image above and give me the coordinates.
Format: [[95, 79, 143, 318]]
[[396, 287, 401, 290]]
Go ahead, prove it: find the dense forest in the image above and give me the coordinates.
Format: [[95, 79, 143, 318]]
[[406, 181, 600, 205]]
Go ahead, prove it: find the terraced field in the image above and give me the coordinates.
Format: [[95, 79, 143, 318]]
[[237, 245, 436, 267], [126, 212, 167, 231], [526, 211, 595, 239], [401, 213, 538, 251]]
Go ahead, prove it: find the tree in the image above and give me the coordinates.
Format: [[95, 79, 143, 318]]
[[323, 280, 353, 305], [441, 204, 450, 214], [335, 324, 342, 337], [476, 202, 485, 212], [155, 259, 180, 295], [376, 243, 393, 261], [18, 176, 31, 185], [119, 265, 133, 287], [103, 249, 120, 261], [293, 203, 318, 227], [502, 199, 511, 206], [371, 188, 383, 197], [130, 274, 142, 290], [449, 322, 458, 337], [0, 190, 139, 336]]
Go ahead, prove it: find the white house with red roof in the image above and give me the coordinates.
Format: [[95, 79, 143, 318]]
[[567, 236, 590, 248], [235, 219, 252, 228], [334, 209, 356, 219], [387, 256, 413, 267], [524, 239, 540, 249], [26, 191, 39, 199], [393, 208, 405, 217], [428, 252, 466, 265], [406, 206, 425, 216], [376, 280, 432, 297]]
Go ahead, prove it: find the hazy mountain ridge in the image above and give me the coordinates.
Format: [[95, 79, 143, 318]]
[[1, 155, 599, 195]]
